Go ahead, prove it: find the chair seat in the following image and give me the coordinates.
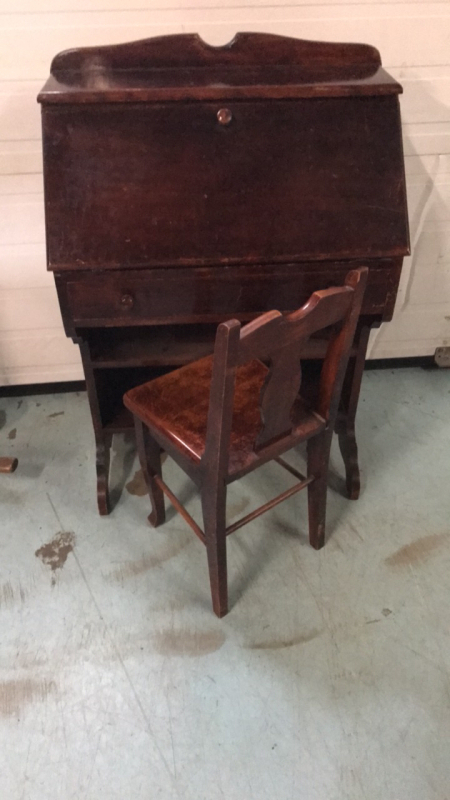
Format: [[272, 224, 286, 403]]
[[124, 356, 325, 476]]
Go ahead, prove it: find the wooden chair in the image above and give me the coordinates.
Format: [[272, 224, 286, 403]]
[[124, 267, 368, 617]]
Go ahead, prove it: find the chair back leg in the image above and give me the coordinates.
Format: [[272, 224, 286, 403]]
[[307, 429, 333, 550], [201, 480, 228, 617], [134, 417, 166, 527]]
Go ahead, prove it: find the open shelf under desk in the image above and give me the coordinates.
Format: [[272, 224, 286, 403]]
[[84, 324, 353, 370], [103, 405, 134, 433], [86, 325, 217, 368], [86, 325, 358, 434]]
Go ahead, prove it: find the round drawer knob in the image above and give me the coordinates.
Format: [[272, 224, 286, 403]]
[[217, 108, 233, 126], [120, 293, 134, 309]]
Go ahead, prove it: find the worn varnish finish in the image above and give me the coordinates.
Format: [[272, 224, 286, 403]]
[[42, 100, 407, 269], [38, 33, 409, 514], [125, 269, 367, 616]]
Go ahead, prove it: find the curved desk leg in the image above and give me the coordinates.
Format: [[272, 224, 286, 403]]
[[336, 324, 371, 500], [134, 417, 166, 527], [96, 432, 112, 515], [79, 339, 114, 515], [337, 426, 360, 500]]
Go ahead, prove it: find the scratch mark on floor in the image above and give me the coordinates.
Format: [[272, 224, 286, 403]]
[[0, 679, 57, 716], [153, 629, 225, 657], [385, 533, 448, 568], [106, 537, 190, 581], [50, 524, 182, 793], [0, 581, 26, 608], [45, 492, 182, 793], [246, 628, 322, 650], [47, 411, 64, 419], [347, 521, 364, 542]]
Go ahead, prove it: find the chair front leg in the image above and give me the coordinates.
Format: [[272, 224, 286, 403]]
[[134, 417, 165, 527], [201, 479, 228, 618], [307, 429, 333, 550]]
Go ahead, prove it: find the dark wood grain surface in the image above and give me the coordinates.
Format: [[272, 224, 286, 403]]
[[43, 98, 408, 269], [38, 33, 410, 515]]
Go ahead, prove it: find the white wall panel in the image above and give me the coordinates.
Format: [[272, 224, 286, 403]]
[[0, 244, 50, 288], [403, 124, 450, 157], [0, 195, 44, 245], [0, 289, 83, 384], [0, 82, 42, 141], [0, 1, 449, 382], [2, 0, 444, 12], [0, 141, 42, 175], [0, 287, 67, 331], [0, 5, 449, 79], [0, 330, 82, 385]]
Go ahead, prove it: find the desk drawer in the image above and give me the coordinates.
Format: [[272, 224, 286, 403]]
[[58, 260, 401, 329]]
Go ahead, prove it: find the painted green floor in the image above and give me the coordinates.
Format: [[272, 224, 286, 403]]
[[1, 366, 449, 799]]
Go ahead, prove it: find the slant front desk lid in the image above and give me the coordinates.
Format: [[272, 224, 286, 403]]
[[38, 32, 402, 103], [38, 33, 409, 270]]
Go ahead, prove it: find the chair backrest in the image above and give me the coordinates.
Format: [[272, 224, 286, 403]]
[[203, 268, 368, 472]]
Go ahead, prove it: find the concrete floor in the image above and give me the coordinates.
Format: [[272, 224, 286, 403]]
[[0, 366, 449, 799]]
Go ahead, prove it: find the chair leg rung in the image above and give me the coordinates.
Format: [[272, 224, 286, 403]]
[[274, 456, 307, 482], [225, 475, 314, 536], [153, 475, 206, 544]]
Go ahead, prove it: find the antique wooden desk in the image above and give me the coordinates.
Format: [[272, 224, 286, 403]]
[[38, 33, 409, 514]]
